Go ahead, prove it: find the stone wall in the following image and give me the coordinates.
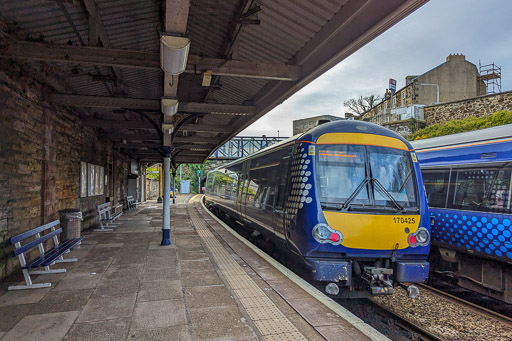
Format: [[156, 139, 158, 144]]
[[424, 91, 512, 125], [0, 59, 130, 278]]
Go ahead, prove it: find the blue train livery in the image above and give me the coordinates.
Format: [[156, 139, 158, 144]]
[[206, 120, 430, 298], [412, 123, 512, 303]]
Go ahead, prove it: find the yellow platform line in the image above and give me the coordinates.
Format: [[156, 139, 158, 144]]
[[198, 195, 390, 341], [187, 201, 307, 341]]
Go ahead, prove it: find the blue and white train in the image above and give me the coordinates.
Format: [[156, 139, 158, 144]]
[[206, 120, 431, 298], [412, 124, 512, 303]]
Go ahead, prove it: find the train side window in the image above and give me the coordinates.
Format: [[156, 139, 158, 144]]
[[449, 168, 497, 211], [488, 165, 512, 214], [275, 157, 291, 209], [422, 169, 450, 208]]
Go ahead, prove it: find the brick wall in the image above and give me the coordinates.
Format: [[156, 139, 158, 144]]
[[0, 60, 130, 278], [424, 91, 512, 125]]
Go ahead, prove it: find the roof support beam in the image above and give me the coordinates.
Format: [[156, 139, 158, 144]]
[[82, 120, 154, 129], [50, 94, 256, 114], [180, 124, 232, 134], [105, 133, 159, 141], [173, 136, 223, 144], [82, 0, 126, 94], [0, 41, 299, 80]]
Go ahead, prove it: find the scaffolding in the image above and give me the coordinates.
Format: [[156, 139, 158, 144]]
[[479, 60, 502, 94]]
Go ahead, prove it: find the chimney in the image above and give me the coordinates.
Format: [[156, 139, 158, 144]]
[[446, 53, 466, 61]]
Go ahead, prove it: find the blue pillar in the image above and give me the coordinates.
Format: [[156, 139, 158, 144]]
[[161, 151, 171, 246]]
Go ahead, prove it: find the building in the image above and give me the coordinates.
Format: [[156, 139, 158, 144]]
[[293, 115, 344, 135], [361, 54, 489, 135]]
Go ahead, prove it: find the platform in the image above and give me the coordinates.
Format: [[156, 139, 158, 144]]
[[0, 196, 386, 341]]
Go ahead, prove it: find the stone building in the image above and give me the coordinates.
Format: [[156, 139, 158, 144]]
[[361, 54, 487, 135], [293, 115, 344, 135]]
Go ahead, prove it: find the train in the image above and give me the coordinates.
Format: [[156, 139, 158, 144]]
[[205, 120, 431, 298], [411, 124, 512, 303]]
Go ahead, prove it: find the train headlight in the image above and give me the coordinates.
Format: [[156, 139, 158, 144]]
[[416, 229, 428, 243], [312, 224, 343, 245], [408, 227, 429, 247]]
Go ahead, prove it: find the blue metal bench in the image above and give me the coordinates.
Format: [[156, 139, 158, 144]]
[[126, 196, 139, 211], [9, 220, 82, 290], [95, 202, 123, 231]]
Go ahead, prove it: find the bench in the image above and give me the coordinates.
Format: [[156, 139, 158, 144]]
[[95, 202, 123, 231], [8, 220, 82, 290], [126, 196, 139, 211]]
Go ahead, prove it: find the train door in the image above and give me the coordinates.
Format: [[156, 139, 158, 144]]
[[273, 155, 291, 242], [237, 160, 250, 218]]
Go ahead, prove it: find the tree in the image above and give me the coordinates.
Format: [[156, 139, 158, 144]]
[[344, 95, 382, 115]]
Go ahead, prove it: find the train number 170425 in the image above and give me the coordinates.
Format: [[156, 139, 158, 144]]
[[393, 217, 416, 224]]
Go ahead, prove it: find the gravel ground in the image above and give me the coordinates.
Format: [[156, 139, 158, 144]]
[[371, 287, 512, 341]]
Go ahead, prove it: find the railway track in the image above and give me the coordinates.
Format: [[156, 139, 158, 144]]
[[365, 298, 443, 341], [417, 283, 512, 326]]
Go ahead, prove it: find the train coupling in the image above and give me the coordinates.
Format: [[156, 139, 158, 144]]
[[363, 267, 394, 295]]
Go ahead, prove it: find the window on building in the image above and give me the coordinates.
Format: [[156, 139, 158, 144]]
[[309, 121, 313, 126], [392, 97, 396, 108], [303, 123, 307, 129], [83, 163, 104, 196], [402, 92, 407, 106]]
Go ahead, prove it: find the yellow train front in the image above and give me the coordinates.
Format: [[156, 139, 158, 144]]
[[205, 120, 431, 298]]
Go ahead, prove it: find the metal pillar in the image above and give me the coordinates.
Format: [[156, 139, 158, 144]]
[[172, 173, 176, 204], [157, 164, 163, 203], [161, 156, 171, 245]]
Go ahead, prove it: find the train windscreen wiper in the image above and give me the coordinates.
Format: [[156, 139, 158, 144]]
[[341, 177, 370, 210], [372, 178, 405, 212]]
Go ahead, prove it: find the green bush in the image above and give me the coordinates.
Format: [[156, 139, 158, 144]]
[[408, 110, 512, 141]]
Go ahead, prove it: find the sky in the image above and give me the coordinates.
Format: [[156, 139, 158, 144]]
[[239, 0, 512, 137]]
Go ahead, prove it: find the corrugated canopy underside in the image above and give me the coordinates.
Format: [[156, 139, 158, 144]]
[[0, 0, 428, 164]]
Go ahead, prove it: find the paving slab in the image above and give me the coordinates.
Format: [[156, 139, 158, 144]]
[[131, 299, 187, 330], [127, 325, 192, 341], [181, 271, 224, 287], [92, 277, 140, 297], [30, 289, 94, 315], [77, 293, 136, 322], [54, 274, 102, 291], [142, 267, 179, 281], [63, 318, 130, 341], [189, 306, 255, 340], [137, 280, 183, 302], [185, 285, 237, 309], [180, 259, 216, 273], [0, 303, 36, 332], [2, 311, 80, 341], [0, 287, 51, 307]]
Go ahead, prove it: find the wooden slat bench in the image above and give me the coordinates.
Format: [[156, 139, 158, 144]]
[[8, 220, 82, 290], [95, 202, 123, 231], [126, 196, 139, 211]]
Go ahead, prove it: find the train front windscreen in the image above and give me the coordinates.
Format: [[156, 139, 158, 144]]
[[316, 144, 418, 211]]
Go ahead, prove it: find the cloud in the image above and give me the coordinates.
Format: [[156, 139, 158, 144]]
[[240, 0, 512, 137]]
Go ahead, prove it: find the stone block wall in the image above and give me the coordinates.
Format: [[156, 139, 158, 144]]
[[424, 91, 512, 125], [0, 60, 130, 279]]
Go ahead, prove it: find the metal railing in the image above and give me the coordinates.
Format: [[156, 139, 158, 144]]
[[209, 136, 288, 160]]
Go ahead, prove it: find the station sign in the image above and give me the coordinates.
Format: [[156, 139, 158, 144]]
[[389, 78, 397, 92]]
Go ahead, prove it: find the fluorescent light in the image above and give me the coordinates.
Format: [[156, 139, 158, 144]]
[[161, 98, 178, 116], [160, 35, 190, 74]]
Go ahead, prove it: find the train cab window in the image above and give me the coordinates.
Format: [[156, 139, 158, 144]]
[[368, 146, 417, 208], [422, 169, 451, 208], [316, 145, 369, 205]]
